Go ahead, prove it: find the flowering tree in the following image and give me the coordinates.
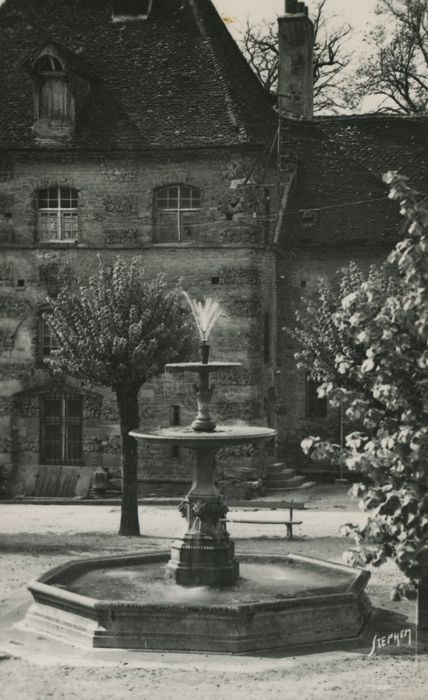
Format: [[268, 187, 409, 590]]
[[291, 261, 399, 388], [292, 173, 428, 627], [47, 257, 193, 536]]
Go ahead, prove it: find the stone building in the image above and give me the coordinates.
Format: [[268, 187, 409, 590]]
[[0, 0, 278, 497], [0, 0, 275, 495], [273, 1, 428, 478], [1, 0, 428, 497], [276, 114, 428, 477]]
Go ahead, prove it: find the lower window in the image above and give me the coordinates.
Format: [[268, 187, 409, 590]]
[[40, 392, 83, 465]]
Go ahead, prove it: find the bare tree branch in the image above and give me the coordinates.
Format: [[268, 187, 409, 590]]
[[348, 0, 428, 113]]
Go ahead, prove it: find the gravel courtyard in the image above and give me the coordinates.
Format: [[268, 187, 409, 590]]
[[0, 499, 426, 699]]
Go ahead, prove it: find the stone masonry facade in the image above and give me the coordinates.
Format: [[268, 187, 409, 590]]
[[0, 149, 276, 497]]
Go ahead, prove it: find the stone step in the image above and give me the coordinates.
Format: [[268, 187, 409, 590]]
[[264, 475, 307, 489], [266, 465, 294, 475], [264, 481, 315, 493], [266, 469, 296, 481], [283, 475, 307, 486]]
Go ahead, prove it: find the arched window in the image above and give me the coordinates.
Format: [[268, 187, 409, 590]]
[[154, 185, 200, 243], [34, 53, 74, 123], [40, 391, 83, 465], [37, 186, 79, 241]]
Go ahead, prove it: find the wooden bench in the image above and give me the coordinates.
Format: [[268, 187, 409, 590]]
[[225, 501, 305, 539]]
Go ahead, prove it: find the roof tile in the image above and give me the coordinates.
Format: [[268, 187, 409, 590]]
[[0, 0, 275, 151]]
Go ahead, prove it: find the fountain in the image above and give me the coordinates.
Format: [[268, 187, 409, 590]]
[[21, 297, 372, 654]]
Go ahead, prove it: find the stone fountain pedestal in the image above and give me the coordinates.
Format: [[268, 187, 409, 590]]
[[132, 361, 275, 588], [132, 425, 275, 587]]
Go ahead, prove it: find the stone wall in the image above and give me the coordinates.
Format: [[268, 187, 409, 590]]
[[275, 243, 391, 471], [0, 148, 276, 497]]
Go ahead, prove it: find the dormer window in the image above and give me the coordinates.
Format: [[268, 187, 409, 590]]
[[154, 185, 200, 243], [113, 0, 153, 21], [33, 51, 75, 138]]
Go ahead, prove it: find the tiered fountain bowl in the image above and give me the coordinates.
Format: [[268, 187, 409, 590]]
[[21, 342, 371, 654]]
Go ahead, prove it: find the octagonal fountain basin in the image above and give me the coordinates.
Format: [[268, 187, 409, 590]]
[[22, 551, 371, 654]]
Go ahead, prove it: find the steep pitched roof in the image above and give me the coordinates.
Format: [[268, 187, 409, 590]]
[[0, 0, 275, 151], [282, 114, 428, 247]]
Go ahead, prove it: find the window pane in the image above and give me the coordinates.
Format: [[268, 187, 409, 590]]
[[48, 188, 59, 208], [191, 190, 200, 207], [181, 186, 200, 208], [66, 397, 83, 422], [43, 396, 62, 421], [60, 187, 78, 208], [180, 186, 192, 206], [65, 423, 82, 465], [180, 211, 198, 240], [65, 397, 82, 465], [61, 211, 78, 239], [157, 211, 179, 242], [38, 212, 60, 240], [38, 189, 49, 208], [156, 186, 180, 210], [59, 187, 69, 206], [38, 187, 59, 209], [43, 424, 62, 464], [156, 192, 169, 208], [167, 187, 178, 208], [41, 393, 62, 464]]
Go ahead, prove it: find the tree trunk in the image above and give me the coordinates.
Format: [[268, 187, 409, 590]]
[[115, 385, 140, 536], [418, 574, 428, 630]]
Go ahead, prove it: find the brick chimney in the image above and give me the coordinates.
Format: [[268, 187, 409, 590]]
[[278, 0, 314, 119]]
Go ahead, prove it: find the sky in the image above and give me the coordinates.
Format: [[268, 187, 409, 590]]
[[214, 0, 377, 31], [0, 0, 378, 31]]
